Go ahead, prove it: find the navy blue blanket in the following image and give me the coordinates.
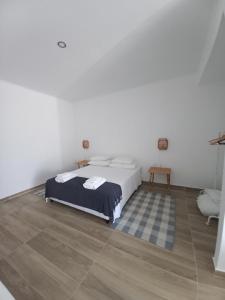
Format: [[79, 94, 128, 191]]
[[45, 176, 122, 221]]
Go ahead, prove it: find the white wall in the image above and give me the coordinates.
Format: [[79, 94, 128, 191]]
[[1, 74, 225, 198], [73, 75, 225, 189], [214, 155, 225, 272], [57, 98, 77, 171], [0, 80, 63, 199]]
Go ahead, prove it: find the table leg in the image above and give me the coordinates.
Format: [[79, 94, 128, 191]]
[[167, 174, 170, 188], [150, 172, 154, 184], [149, 173, 152, 183]]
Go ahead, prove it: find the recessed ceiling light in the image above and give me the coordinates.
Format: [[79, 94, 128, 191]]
[[57, 41, 67, 48]]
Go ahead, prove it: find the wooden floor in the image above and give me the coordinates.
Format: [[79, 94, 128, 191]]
[[0, 184, 224, 300]]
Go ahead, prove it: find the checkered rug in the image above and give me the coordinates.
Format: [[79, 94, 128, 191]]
[[112, 190, 176, 250]]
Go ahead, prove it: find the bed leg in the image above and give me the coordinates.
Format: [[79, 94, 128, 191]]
[[206, 216, 218, 226], [45, 198, 53, 203]]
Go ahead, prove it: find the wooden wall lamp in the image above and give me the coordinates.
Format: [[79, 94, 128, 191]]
[[82, 140, 90, 149], [158, 138, 168, 150]]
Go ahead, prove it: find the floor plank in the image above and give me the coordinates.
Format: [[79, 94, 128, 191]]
[[28, 231, 93, 282], [6, 244, 77, 300], [0, 214, 40, 243], [97, 244, 197, 300], [74, 263, 166, 300], [44, 221, 105, 261], [0, 224, 22, 257], [197, 283, 225, 300], [0, 259, 44, 300], [10, 206, 58, 230], [28, 200, 112, 243], [108, 230, 196, 281]]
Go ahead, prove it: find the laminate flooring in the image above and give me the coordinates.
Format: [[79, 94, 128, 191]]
[[0, 184, 224, 300]]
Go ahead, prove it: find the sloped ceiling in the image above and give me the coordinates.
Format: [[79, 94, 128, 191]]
[[199, 14, 225, 85], [0, 0, 218, 101]]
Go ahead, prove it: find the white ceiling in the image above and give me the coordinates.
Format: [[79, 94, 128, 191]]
[[0, 0, 220, 101]]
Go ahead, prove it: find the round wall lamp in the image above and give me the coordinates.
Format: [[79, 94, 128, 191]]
[[57, 41, 67, 48], [82, 140, 90, 149]]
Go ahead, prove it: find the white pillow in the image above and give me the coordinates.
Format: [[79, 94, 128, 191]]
[[88, 160, 110, 166], [112, 156, 134, 164], [109, 163, 136, 169], [90, 155, 111, 161]]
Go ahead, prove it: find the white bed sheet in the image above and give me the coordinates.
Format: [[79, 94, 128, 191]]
[[47, 165, 142, 221]]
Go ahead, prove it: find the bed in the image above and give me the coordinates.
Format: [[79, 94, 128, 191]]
[[45, 165, 142, 222]]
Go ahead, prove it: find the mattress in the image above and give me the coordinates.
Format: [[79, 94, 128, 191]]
[[47, 165, 142, 221]]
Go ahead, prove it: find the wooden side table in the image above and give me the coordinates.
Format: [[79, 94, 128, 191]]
[[148, 167, 171, 188], [77, 160, 89, 168]]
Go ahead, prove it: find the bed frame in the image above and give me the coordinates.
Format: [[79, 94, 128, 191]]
[[45, 197, 110, 222]]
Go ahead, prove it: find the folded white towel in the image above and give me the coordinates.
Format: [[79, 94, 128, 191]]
[[83, 176, 106, 190], [55, 170, 78, 183]]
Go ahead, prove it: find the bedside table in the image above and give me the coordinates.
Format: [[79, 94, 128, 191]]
[[148, 167, 171, 188], [77, 160, 89, 168]]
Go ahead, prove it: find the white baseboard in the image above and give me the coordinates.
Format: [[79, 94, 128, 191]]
[[212, 256, 225, 273]]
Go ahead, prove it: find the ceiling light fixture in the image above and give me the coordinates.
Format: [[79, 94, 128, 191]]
[[57, 41, 67, 48]]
